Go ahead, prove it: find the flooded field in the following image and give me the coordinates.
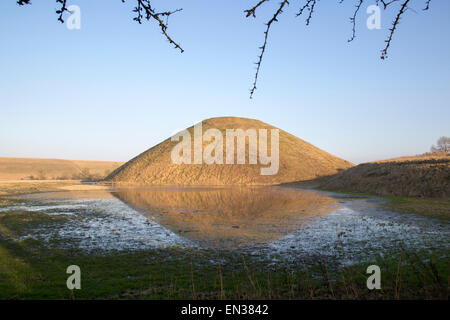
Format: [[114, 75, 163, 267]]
[[3, 186, 448, 265]]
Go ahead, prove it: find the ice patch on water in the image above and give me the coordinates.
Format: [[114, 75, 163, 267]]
[[262, 205, 448, 265], [0, 203, 86, 214], [16, 198, 197, 251], [8, 191, 449, 263]]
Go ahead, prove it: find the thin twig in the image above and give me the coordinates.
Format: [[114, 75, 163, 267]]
[[348, 0, 364, 42], [248, 0, 290, 99], [381, 0, 410, 59]]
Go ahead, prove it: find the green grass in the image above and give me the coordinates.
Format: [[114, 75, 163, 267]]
[[383, 196, 450, 221], [0, 239, 447, 299], [0, 209, 448, 300], [317, 188, 450, 221]]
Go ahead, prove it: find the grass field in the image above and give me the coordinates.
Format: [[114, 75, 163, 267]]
[[0, 234, 447, 299], [317, 188, 450, 221], [0, 180, 111, 197], [383, 196, 450, 221], [0, 157, 123, 181], [0, 210, 447, 300], [0, 182, 448, 299]]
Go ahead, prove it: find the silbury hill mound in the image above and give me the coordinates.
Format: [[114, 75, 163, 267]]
[[105, 117, 353, 185]]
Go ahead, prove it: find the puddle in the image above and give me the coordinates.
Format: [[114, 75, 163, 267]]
[[112, 186, 339, 248], [3, 186, 448, 263], [265, 205, 447, 265]]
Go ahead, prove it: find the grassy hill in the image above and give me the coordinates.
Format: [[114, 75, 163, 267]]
[[320, 153, 450, 198], [106, 117, 354, 185], [0, 157, 124, 181]]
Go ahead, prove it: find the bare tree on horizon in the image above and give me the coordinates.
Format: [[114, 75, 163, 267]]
[[16, 0, 434, 98], [431, 136, 450, 153]]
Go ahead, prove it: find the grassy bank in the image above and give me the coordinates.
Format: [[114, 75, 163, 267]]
[[0, 181, 111, 197], [317, 188, 450, 221], [0, 181, 76, 197], [0, 157, 123, 181], [0, 207, 448, 299], [383, 196, 450, 221], [318, 154, 450, 199]]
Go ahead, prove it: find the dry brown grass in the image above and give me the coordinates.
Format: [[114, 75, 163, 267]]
[[370, 152, 449, 163], [0, 157, 123, 181], [106, 117, 353, 185], [0, 180, 111, 197], [320, 153, 450, 198]]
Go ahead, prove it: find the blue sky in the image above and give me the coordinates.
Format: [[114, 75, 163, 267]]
[[0, 0, 449, 164]]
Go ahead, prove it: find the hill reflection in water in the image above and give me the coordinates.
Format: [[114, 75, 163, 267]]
[[112, 186, 340, 248]]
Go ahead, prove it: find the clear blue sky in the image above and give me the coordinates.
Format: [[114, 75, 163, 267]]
[[0, 0, 449, 164]]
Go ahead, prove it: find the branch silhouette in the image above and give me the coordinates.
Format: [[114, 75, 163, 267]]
[[246, 0, 290, 99], [16, 0, 434, 98], [246, 0, 433, 96], [17, 0, 184, 52]]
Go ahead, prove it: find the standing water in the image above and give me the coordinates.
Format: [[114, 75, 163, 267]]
[[6, 186, 449, 264]]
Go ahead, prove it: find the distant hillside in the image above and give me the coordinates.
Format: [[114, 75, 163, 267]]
[[320, 153, 450, 198], [0, 157, 124, 181], [106, 117, 353, 185]]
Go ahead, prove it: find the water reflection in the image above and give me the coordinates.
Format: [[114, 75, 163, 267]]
[[113, 186, 340, 248]]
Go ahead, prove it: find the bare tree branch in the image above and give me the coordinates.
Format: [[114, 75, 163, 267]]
[[247, 0, 290, 99], [246, 0, 433, 97], [55, 0, 69, 23], [17, 0, 184, 53], [423, 0, 431, 10], [245, 0, 272, 18], [124, 0, 184, 53], [348, 0, 364, 42], [16, 0, 435, 98], [381, 0, 410, 59], [296, 0, 318, 26]]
